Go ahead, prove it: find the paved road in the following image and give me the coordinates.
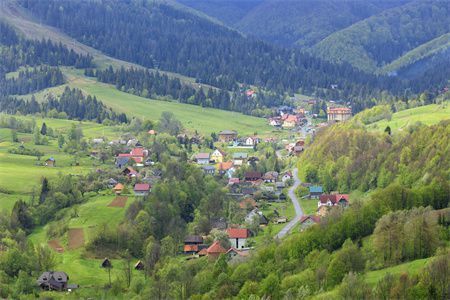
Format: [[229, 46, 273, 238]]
[[275, 168, 304, 239]]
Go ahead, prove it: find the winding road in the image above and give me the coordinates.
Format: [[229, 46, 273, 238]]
[[275, 168, 304, 239]]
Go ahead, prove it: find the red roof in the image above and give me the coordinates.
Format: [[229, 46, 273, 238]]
[[300, 215, 321, 224], [113, 183, 124, 190], [319, 194, 349, 204], [327, 107, 351, 114], [218, 161, 233, 171], [134, 183, 150, 191], [285, 115, 298, 123], [131, 157, 143, 163], [148, 130, 156, 135], [196, 153, 210, 160], [198, 248, 208, 256], [206, 241, 227, 254], [131, 148, 145, 157], [118, 153, 132, 157], [227, 228, 250, 239], [226, 247, 249, 257], [184, 245, 199, 252]]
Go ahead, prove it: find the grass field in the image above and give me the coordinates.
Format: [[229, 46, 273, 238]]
[[365, 258, 430, 285], [29, 194, 138, 287], [368, 103, 450, 132]]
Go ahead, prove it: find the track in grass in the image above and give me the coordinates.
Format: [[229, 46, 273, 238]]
[[48, 239, 64, 253], [68, 228, 85, 250], [108, 196, 128, 208]]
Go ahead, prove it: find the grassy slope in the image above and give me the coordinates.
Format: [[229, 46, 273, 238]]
[[29, 194, 143, 287], [367, 103, 450, 132]]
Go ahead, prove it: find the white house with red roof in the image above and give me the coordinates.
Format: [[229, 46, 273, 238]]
[[134, 183, 151, 196], [227, 228, 250, 249], [318, 194, 349, 207]]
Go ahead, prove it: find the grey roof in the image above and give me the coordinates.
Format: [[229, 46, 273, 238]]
[[203, 166, 216, 171], [115, 157, 130, 167], [184, 235, 203, 244], [37, 271, 68, 284]]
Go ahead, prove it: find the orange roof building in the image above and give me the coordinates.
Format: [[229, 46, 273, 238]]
[[206, 241, 227, 259], [113, 183, 124, 194]]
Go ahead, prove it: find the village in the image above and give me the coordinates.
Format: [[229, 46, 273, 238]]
[[29, 101, 353, 292]]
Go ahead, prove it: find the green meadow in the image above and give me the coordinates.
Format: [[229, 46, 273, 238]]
[[368, 103, 450, 132]]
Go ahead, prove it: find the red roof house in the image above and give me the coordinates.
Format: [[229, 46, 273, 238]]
[[134, 183, 151, 196], [206, 241, 227, 259]]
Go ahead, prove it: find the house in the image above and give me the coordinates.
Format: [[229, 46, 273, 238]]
[[113, 183, 124, 195], [245, 209, 268, 226], [123, 167, 138, 178], [299, 215, 321, 230], [115, 156, 130, 168], [227, 228, 250, 249], [232, 152, 248, 166], [269, 118, 282, 127], [134, 260, 144, 270], [184, 235, 204, 254], [211, 149, 226, 163], [245, 137, 259, 146], [37, 271, 71, 291], [309, 186, 323, 198], [218, 130, 238, 143], [318, 194, 349, 207], [244, 171, 262, 182], [263, 171, 279, 183], [106, 178, 118, 188], [196, 153, 210, 165], [206, 241, 228, 259], [282, 115, 299, 128], [202, 165, 216, 175], [226, 247, 250, 263], [327, 107, 352, 122], [134, 183, 151, 196], [45, 157, 56, 167], [282, 172, 292, 182], [217, 161, 234, 176]]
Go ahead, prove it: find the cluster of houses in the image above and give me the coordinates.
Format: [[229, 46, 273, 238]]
[[268, 106, 306, 128], [285, 140, 305, 156], [299, 185, 350, 230]]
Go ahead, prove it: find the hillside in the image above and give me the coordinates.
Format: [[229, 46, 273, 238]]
[[312, 0, 450, 73]]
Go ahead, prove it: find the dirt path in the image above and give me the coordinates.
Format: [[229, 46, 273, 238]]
[[48, 239, 64, 253], [108, 196, 128, 208], [68, 228, 85, 250]]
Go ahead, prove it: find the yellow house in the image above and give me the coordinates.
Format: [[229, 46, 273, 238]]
[[211, 149, 225, 163]]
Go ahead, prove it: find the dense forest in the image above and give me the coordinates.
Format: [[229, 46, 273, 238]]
[[0, 22, 93, 74], [19, 0, 410, 111], [0, 87, 128, 123]]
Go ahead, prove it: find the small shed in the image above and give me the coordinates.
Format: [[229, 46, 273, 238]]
[[101, 258, 112, 268], [134, 260, 144, 271]]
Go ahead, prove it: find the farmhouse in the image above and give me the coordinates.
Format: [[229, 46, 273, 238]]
[[227, 228, 250, 249], [134, 183, 151, 196], [202, 165, 216, 175], [244, 136, 259, 146], [195, 153, 210, 165], [218, 130, 237, 143], [245, 171, 262, 182], [318, 194, 349, 207], [282, 172, 292, 182], [45, 157, 56, 167], [37, 271, 76, 291], [112, 183, 124, 195], [309, 186, 323, 198], [299, 215, 321, 231], [327, 107, 352, 122], [211, 149, 226, 163], [206, 241, 227, 259]]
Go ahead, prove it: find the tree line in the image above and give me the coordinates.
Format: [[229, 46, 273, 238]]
[[0, 66, 64, 95], [93, 66, 284, 115], [0, 87, 128, 124]]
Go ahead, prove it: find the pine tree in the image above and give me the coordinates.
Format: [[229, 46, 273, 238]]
[[40, 122, 47, 135]]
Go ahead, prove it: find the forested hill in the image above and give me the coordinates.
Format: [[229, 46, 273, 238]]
[[312, 0, 450, 73], [17, 0, 403, 106]]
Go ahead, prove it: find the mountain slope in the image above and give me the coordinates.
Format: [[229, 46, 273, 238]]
[[312, 0, 450, 73]]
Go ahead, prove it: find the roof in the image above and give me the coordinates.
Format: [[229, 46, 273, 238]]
[[196, 153, 210, 160], [218, 161, 233, 171], [227, 228, 250, 239], [300, 215, 321, 224], [198, 248, 208, 256], [37, 271, 68, 284], [319, 194, 349, 204], [184, 235, 203, 244], [206, 241, 227, 254], [327, 107, 352, 114], [245, 171, 262, 179], [113, 183, 124, 190], [134, 183, 151, 191], [309, 186, 323, 193], [226, 247, 249, 257], [285, 115, 298, 123], [131, 148, 145, 157], [118, 153, 132, 157], [212, 149, 226, 156], [203, 165, 216, 171], [219, 130, 237, 135], [228, 178, 240, 184], [148, 129, 156, 135], [233, 152, 248, 159]]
